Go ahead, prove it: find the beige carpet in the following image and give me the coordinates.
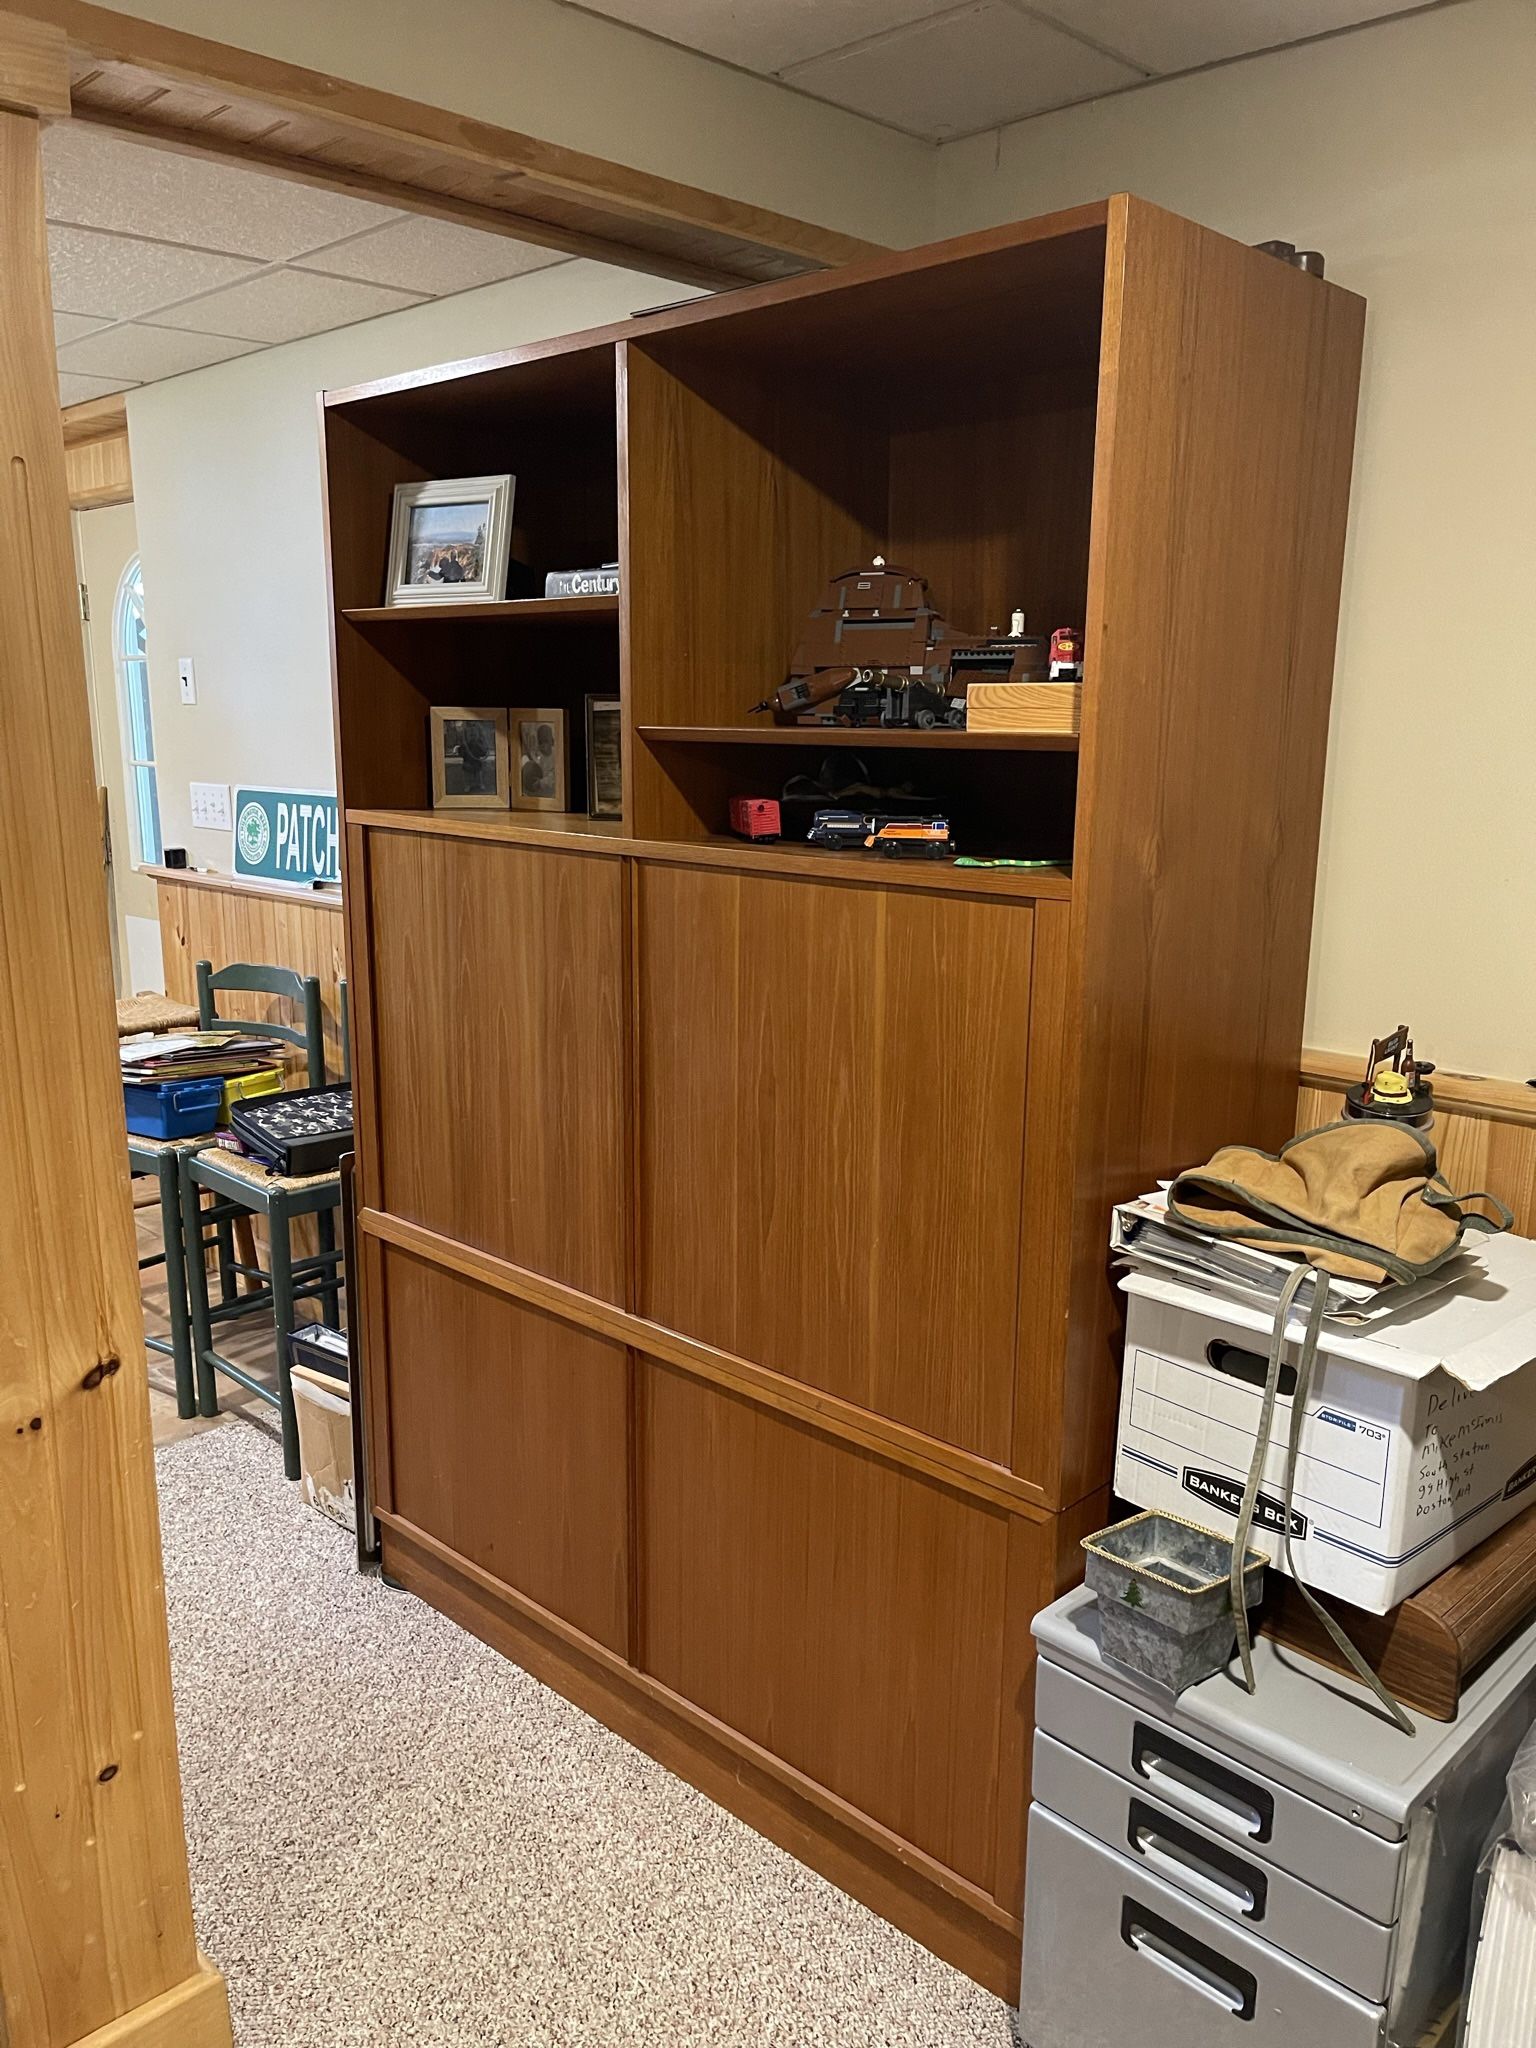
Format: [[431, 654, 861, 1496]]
[[157, 1424, 1016, 2047]]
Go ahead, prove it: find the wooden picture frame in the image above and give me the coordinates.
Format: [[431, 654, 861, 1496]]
[[386, 474, 514, 605], [585, 696, 623, 819], [509, 707, 568, 813], [429, 706, 511, 810]]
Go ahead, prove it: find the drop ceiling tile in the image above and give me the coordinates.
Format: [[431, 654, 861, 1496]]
[[58, 369, 137, 407], [294, 216, 567, 295], [48, 226, 262, 320], [57, 323, 262, 382], [783, 1, 1145, 138], [42, 123, 401, 260], [581, 0, 942, 74], [1036, 0, 1415, 74], [54, 310, 108, 345], [154, 267, 426, 344]]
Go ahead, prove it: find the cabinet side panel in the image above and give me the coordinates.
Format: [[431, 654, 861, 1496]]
[[367, 832, 627, 1301], [638, 1360, 1024, 1891], [1059, 198, 1366, 1507], [382, 1248, 630, 1656]]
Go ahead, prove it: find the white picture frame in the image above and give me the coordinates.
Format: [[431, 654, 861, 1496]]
[[386, 474, 514, 606]]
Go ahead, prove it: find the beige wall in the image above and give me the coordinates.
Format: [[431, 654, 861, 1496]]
[[127, 258, 696, 870], [104, 0, 932, 250], [932, 0, 1536, 1081]]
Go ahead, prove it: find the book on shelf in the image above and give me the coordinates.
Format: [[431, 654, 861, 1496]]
[[543, 562, 619, 599]]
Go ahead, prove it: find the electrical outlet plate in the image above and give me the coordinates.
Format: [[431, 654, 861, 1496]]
[[178, 657, 196, 704], [189, 781, 231, 832]]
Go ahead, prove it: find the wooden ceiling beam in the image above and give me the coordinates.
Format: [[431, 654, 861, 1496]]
[[17, 0, 885, 285], [65, 103, 738, 291]]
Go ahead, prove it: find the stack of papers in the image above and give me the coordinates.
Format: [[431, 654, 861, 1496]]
[[1111, 1188, 1474, 1327], [120, 1031, 283, 1083], [1464, 1842, 1536, 2048]]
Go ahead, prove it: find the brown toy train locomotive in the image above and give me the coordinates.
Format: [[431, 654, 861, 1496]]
[[748, 558, 1048, 730]]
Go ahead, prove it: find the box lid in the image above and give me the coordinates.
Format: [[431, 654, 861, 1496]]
[[1123, 1231, 1536, 1393], [1035, 1584, 1536, 1824]]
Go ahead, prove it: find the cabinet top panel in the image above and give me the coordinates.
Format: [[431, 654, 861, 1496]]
[[322, 200, 1114, 417]]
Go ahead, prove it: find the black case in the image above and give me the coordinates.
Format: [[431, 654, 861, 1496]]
[[229, 1083, 354, 1177]]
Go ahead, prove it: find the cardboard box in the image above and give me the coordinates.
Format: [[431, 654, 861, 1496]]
[[1113, 1234, 1536, 1613], [290, 1361, 354, 1532]]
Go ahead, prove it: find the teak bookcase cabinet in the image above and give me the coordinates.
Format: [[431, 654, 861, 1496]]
[[323, 196, 1365, 1993]]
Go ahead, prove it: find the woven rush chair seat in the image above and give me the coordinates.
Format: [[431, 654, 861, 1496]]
[[194, 1145, 343, 1199], [117, 994, 200, 1036]]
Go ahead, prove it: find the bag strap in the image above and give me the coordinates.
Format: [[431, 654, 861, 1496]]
[[1229, 1260, 1416, 1736]]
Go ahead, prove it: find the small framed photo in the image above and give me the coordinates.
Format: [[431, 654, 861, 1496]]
[[429, 706, 510, 810], [585, 696, 623, 819], [386, 475, 514, 605], [509, 707, 568, 813]]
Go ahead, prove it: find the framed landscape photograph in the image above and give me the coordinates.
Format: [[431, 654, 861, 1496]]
[[386, 475, 514, 605], [585, 696, 623, 819], [429, 706, 511, 810], [509, 707, 568, 813]]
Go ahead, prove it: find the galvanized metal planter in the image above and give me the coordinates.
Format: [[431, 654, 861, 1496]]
[[1082, 1509, 1267, 1692]]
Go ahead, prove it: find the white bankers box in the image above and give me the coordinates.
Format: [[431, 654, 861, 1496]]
[[1113, 1234, 1536, 1612]]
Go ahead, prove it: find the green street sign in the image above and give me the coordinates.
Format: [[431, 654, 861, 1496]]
[[233, 787, 340, 886]]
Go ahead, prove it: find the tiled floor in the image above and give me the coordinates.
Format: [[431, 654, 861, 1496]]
[[134, 1183, 286, 1452]]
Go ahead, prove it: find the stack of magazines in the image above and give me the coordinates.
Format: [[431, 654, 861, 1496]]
[[1111, 1187, 1475, 1327], [119, 1030, 282, 1085]]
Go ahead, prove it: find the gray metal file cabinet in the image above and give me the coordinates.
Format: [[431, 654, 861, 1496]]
[[1020, 1587, 1536, 2048]]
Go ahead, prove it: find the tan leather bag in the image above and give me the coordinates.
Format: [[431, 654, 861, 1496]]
[[1167, 1117, 1507, 1285]]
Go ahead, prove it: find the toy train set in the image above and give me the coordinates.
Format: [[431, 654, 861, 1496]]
[[732, 557, 1082, 867], [746, 558, 1080, 734]]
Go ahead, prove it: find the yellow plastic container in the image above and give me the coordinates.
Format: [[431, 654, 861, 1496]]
[[219, 1065, 284, 1125]]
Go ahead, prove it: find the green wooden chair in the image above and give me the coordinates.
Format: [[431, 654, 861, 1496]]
[[179, 961, 347, 1478], [128, 1131, 203, 1418]]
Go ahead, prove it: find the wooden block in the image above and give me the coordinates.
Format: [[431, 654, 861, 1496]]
[[1261, 1501, 1536, 1720], [965, 680, 1082, 734], [0, 12, 69, 120]]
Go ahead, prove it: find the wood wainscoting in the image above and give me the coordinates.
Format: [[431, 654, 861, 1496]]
[[152, 867, 346, 1081], [1298, 1051, 1536, 1235]]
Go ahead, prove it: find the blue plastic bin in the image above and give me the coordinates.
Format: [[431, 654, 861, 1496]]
[[124, 1076, 224, 1140]]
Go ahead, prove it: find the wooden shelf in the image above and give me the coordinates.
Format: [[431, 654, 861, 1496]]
[[342, 593, 619, 625], [638, 722, 1078, 752], [347, 808, 625, 852], [346, 807, 1072, 900]]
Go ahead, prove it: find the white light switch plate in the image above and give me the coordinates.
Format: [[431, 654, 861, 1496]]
[[190, 781, 231, 832], [178, 657, 197, 704]]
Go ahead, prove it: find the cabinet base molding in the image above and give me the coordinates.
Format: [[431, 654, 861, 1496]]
[[65, 1965, 231, 2048], [381, 1516, 1024, 1997]]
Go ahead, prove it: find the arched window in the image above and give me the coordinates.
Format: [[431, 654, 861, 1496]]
[[114, 555, 162, 865]]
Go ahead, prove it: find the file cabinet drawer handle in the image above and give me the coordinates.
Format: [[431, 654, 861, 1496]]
[[1128, 1798, 1268, 1920], [1132, 1725, 1275, 1843], [1121, 1899, 1258, 2021]]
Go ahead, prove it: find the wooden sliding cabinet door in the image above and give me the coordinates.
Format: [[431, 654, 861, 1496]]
[[375, 1243, 630, 1657], [364, 832, 627, 1299], [635, 862, 1033, 1462], [639, 1361, 1024, 1892]]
